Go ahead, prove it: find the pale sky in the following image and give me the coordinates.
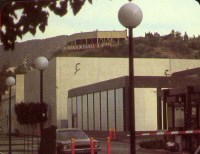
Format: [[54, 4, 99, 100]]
[[9, 0, 200, 41]]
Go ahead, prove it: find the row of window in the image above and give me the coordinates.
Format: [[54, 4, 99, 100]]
[[67, 38, 125, 46], [68, 88, 124, 131]]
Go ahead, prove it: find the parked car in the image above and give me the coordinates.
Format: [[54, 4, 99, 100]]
[[56, 128, 101, 154]]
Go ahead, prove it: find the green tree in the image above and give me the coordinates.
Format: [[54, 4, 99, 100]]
[[0, 0, 132, 50], [175, 31, 182, 40], [15, 102, 48, 125], [184, 31, 189, 41], [14, 65, 27, 74], [191, 40, 200, 50], [171, 30, 175, 37]]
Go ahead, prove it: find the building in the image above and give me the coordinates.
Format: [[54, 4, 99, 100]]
[[65, 30, 127, 50], [2, 57, 200, 134], [68, 77, 127, 132], [0, 74, 24, 133], [23, 57, 200, 131], [67, 68, 200, 133]]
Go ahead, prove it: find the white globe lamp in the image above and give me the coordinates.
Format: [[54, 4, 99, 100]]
[[35, 56, 49, 71]]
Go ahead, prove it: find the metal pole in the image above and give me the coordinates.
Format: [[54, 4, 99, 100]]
[[128, 27, 135, 154], [40, 70, 43, 137], [9, 86, 12, 154]]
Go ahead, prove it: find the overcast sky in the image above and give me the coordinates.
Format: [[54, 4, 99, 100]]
[[9, 0, 200, 41]]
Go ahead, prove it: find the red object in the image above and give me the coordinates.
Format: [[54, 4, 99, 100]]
[[114, 128, 116, 139], [0, 13, 1, 29], [71, 138, 75, 154], [109, 128, 112, 140], [107, 137, 110, 154], [56, 144, 58, 154], [90, 137, 94, 154], [135, 129, 200, 136]]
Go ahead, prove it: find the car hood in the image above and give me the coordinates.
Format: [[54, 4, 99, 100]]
[[57, 138, 91, 145]]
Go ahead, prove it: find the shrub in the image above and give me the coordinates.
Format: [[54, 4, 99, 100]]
[[139, 140, 165, 149], [15, 102, 48, 125]]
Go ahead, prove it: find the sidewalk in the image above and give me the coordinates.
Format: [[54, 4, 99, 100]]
[[137, 148, 183, 154], [97, 138, 183, 154]]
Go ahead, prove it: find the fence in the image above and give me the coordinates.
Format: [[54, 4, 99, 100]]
[[0, 134, 40, 154]]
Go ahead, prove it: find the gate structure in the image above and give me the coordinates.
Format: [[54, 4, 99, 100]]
[[158, 68, 200, 152], [68, 67, 200, 152]]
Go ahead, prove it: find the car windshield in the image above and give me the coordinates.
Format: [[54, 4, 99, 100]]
[[57, 130, 89, 141]]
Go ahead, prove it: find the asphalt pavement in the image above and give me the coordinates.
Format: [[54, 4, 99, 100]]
[[0, 135, 185, 154]]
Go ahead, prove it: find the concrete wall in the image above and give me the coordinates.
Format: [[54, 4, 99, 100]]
[[24, 57, 200, 131], [16, 75, 24, 103], [55, 57, 129, 128]]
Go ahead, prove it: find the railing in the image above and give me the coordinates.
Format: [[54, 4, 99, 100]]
[[0, 134, 40, 154]]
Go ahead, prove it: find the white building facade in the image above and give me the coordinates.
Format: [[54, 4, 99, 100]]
[[23, 57, 200, 131]]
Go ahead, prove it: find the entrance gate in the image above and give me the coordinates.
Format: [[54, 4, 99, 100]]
[[159, 86, 200, 152]]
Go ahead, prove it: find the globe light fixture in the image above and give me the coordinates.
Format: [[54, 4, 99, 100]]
[[35, 56, 49, 71], [6, 76, 15, 154], [118, 3, 143, 28], [35, 56, 49, 137], [118, 3, 143, 154], [6, 77, 15, 87]]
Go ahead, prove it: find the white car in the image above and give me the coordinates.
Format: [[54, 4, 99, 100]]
[[56, 128, 101, 154]]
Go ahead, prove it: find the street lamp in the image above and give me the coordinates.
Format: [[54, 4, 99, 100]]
[[35, 56, 49, 136], [6, 76, 15, 154], [118, 3, 143, 154]]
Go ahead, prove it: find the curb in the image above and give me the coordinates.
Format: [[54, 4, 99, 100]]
[[137, 148, 182, 154]]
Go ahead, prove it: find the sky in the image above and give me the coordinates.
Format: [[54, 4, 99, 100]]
[[4, 0, 200, 41]]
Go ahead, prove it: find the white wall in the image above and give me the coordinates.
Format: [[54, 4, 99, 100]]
[[24, 57, 200, 131], [16, 75, 24, 103]]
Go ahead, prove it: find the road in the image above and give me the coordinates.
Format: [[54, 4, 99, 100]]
[[98, 139, 130, 154], [0, 136, 132, 154], [0, 135, 177, 154]]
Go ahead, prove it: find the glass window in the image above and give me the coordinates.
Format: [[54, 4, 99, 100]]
[[57, 129, 88, 141]]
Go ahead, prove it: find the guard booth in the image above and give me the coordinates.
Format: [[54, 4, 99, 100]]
[[158, 68, 200, 153]]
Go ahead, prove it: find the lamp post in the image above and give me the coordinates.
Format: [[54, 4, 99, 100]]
[[6, 76, 16, 154], [118, 3, 143, 154], [35, 56, 49, 137]]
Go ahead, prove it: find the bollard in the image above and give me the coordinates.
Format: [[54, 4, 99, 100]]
[[71, 138, 75, 154], [91, 137, 94, 154], [107, 137, 110, 154], [110, 128, 112, 140], [114, 128, 116, 140], [56, 144, 57, 154]]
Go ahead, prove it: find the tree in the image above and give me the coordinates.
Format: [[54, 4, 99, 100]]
[[15, 102, 48, 125], [184, 31, 189, 41], [14, 64, 27, 74], [171, 30, 175, 37], [0, 0, 132, 50], [175, 31, 182, 40]]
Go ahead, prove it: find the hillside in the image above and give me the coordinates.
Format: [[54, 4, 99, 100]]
[[0, 35, 68, 67], [52, 32, 200, 59], [1, 31, 200, 71]]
